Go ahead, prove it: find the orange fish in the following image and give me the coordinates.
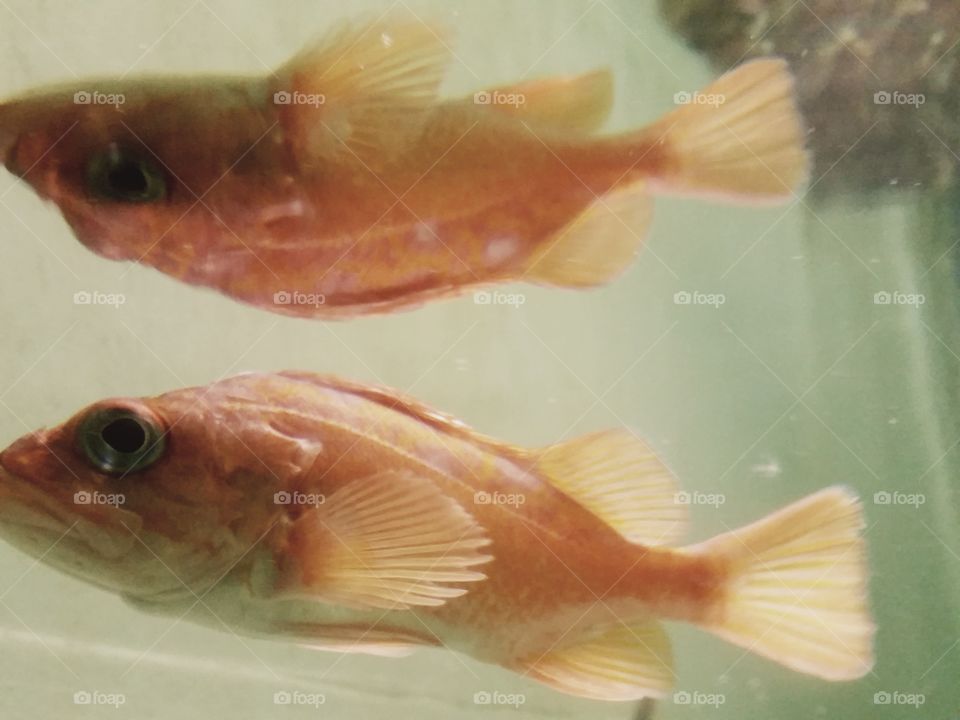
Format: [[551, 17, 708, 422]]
[[0, 19, 807, 318], [0, 372, 872, 700]]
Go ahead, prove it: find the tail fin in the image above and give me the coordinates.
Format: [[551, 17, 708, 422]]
[[692, 487, 874, 680], [644, 58, 808, 202]]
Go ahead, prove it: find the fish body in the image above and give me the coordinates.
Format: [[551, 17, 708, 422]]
[[0, 372, 873, 700], [0, 19, 807, 317]]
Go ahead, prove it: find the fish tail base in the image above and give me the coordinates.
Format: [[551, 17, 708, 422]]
[[689, 486, 874, 680]]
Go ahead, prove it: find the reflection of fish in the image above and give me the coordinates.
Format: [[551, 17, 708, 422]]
[[0, 18, 806, 318], [0, 372, 872, 700]]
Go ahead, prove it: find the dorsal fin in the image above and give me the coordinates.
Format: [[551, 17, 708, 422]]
[[477, 69, 614, 134], [274, 16, 451, 165], [534, 430, 687, 545]]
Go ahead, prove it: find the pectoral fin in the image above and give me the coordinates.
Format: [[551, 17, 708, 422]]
[[276, 17, 451, 164], [273, 471, 492, 610]]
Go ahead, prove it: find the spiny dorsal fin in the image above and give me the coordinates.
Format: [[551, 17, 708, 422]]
[[477, 69, 614, 134], [519, 619, 674, 700], [534, 429, 687, 545], [276, 371, 509, 451], [274, 471, 492, 610], [275, 16, 451, 164]]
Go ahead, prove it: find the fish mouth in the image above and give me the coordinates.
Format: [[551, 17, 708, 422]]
[[0, 462, 142, 561], [0, 102, 17, 170]]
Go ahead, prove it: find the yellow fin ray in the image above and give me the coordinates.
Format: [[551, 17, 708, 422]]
[[692, 486, 874, 679], [534, 429, 687, 545], [275, 471, 492, 610], [526, 182, 652, 287], [519, 619, 674, 701]]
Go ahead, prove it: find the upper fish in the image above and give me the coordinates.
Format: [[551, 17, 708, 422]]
[[0, 17, 808, 318]]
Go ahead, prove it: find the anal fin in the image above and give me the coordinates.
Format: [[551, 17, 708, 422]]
[[526, 182, 653, 287], [519, 618, 674, 701]]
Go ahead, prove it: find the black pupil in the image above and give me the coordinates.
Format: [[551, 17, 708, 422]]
[[107, 161, 148, 196], [100, 417, 147, 454]]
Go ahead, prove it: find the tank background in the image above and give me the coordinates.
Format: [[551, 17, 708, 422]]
[[0, 0, 956, 718]]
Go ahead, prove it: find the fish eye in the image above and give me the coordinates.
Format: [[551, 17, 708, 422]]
[[77, 407, 165, 475], [86, 143, 167, 203]]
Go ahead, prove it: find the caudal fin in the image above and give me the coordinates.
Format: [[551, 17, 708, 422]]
[[693, 487, 874, 680], [645, 58, 808, 202]]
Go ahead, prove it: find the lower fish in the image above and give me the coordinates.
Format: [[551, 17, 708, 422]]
[[0, 372, 873, 700], [0, 18, 807, 318]]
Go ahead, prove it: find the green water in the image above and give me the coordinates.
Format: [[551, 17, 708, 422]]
[[0, 1, 957, 718]]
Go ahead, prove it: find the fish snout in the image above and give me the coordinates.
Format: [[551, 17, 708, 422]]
[[0, 103, 17, 169]]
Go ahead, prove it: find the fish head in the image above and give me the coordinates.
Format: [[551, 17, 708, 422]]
[[0, 76, 279, 265], [0, 386, 284, 602]]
